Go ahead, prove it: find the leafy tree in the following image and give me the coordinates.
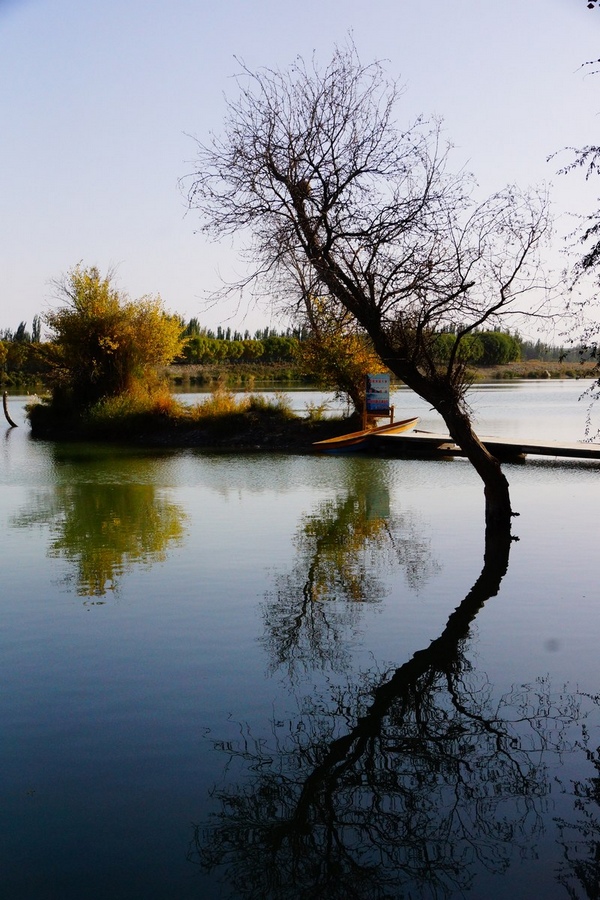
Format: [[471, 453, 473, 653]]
[[261, 334, 298, 362], [31, 315, 42, 343], [14, 321, 31, 343], [241, 338, 264, 360], [226, 339, 244, 360], [6, 341, 29, 372], [42, 265, 185, 411], [477, 331, 521, 365], [432, 331, 484, 365], [186, 45, 551, 532], [183, 316, 203, 337]]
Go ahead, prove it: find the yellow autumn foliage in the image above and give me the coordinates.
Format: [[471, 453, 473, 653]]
[[296, 300, 385, 414], [44, 265, 185, 410]]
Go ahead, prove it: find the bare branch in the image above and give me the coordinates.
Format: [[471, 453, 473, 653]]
[[184, 43, 554, 532]]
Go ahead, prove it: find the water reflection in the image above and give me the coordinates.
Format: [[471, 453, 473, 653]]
[[192, 526, 583, 898], [556, 697, 600, 899], [262, 460, 438, 676], [11, 448, 186, 597]]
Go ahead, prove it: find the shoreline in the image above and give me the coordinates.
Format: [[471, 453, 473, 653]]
[[3, 360, 598, 395], [161, 359, 600, 389]]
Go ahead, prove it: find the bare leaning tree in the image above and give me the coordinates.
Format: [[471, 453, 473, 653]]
[[185, 46, 552, 532]]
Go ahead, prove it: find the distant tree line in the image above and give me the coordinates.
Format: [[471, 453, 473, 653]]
[[434, 329, 587, 365], [0, 316, 46, 383], [178, 322, 586, 368], [0, 312, 590, 386], [179, 318, 304, 364]]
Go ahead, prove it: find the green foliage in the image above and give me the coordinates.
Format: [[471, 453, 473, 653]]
[[83, 381, 184, 427], [192, 387, 294, 420], [261, 335, 298, 362], [241, 339, 265, 360], [43, 265, 185, 412], [0, 317, 48, 386], [177, 319, 298, 365], [477, 332, 521, 365], [196, 387, 245, 417], [432, 333, 484, 365], [32, 315, 42, 343], [181, 334, 296, 365], [431, 331, 521, 366], [304, 401, 330, 422]]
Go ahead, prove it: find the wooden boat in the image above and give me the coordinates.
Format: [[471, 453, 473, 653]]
[[312, 416, 420, 452]]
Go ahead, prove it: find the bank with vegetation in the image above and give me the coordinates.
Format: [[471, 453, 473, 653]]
[[4, 265, 598, 451], [3, 314, 597, 393], [19, 265, 352, 449]]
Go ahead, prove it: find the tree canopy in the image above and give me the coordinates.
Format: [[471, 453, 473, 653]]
[[186, 45, 552, 530]]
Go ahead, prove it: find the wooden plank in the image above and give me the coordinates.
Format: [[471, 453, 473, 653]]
[[374, 430, 600, 460]]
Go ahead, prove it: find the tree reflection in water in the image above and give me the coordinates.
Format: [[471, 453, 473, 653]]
[[11, 451, 186, 597], [556, 698, 600, 899], [261, 460, 439, 676], [192, 489, 581, 897]]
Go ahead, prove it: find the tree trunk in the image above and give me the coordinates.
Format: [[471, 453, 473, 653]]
[[441, 399, 513, 533], [377, 353, 513, 532]]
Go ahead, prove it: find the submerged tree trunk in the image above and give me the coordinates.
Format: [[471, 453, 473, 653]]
[[439, 397, 512, 532], [3, 391, 18, 428]]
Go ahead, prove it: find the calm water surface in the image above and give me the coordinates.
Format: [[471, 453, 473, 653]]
[[1, 382, 600, 899]]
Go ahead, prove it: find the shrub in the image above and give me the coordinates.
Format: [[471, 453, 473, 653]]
[[195, 387, 245, 417], [247, 391, 295, 418]]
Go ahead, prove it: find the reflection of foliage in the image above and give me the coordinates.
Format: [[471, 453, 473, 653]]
[[261, 462, 437, 674], [556, 704, 600, 899], [193, 530, 581, 898], [12, 481, 186, 597]]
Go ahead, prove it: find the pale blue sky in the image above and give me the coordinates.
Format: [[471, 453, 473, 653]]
[[0, 0, 598, 335]]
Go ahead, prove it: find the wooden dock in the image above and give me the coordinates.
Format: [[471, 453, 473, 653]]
[[372, 429, 600, 461]]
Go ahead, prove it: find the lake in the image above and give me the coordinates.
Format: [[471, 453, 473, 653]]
[[1, 380, 600, 899]]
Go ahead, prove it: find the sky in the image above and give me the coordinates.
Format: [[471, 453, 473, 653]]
[[0, 0, 599, 338]]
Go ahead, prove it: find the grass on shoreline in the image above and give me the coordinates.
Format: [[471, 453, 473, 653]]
[[473, 360, 599, 380]]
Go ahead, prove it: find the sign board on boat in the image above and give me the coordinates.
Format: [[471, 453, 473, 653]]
[[365, 373, 390, 414]]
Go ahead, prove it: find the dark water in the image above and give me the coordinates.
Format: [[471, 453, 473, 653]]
[[1, 383, 600, 899]]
